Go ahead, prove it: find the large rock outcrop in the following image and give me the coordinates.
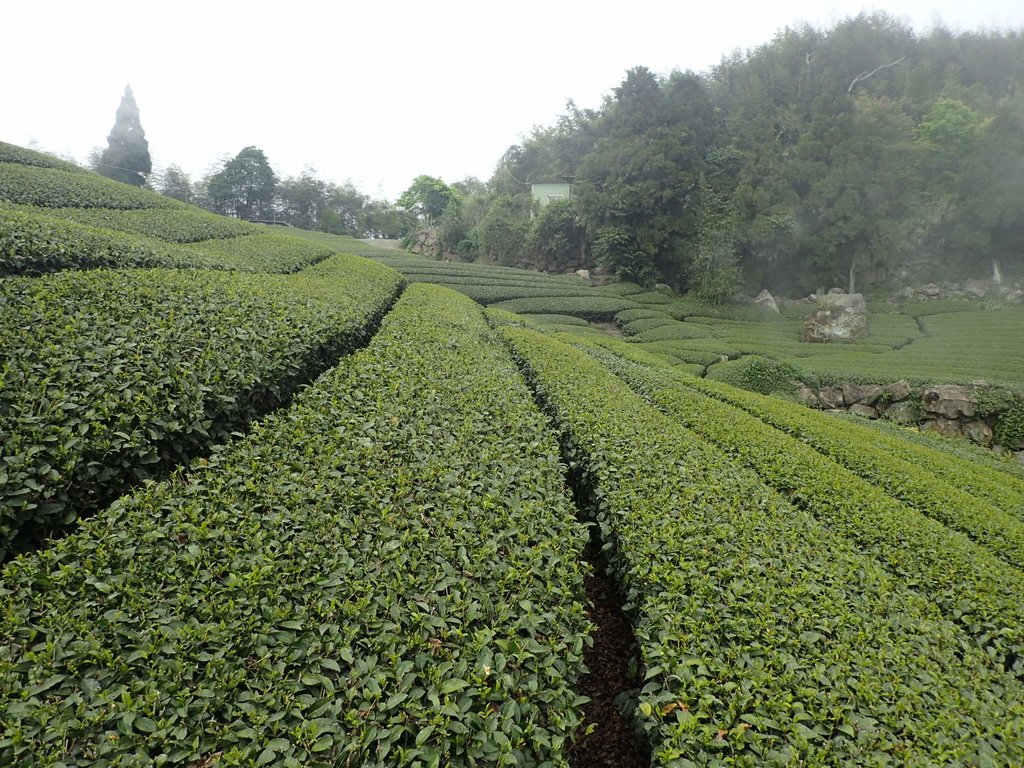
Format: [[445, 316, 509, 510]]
[[801, 293, 869, 343]]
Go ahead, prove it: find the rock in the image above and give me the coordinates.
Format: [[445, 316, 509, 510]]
[[922, 384, 977, 419], [842, 383, 884, 405], [753, 289, 780, 314], [828, 287, 845, 295], [801, 294, 869, 343], [920, 283, 943, 298], [849, 403, 879, 419], [574, 269, 590, 280], [1006, 289, 1024, 304], [963, 420, 994, 445], [884, 380, 913, 402], [895, 286, 916, 302], [883, 401, 922, 424], [925, 418, 963, 438], [795, 384, 820, 407], [965, 278, 990, 298], [817, 387, 845, 410]]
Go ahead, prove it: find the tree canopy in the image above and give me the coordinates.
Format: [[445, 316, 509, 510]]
[[96, 85, 152, 187]]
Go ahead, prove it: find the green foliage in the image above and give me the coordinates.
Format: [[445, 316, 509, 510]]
[[0, 207, 209, 275], [397, 175, 456, 223], [591, 225, 656, 285], [525, 199, 582, 272], [491, 295, 641, 321], [0, 141, 84, 172], [0, 163, 181, 209], [706, 354, 801, 395], [96, 85, 152, 186], [504, 326, 1024, 765], [584, 342, 1024, 678], [183, 233, 334, 273], [47, 206, 260, 242], [155, 163, 194, 203], [0, 256, 402, 555], [996, 404, 1024, 450], [206, 146, 277, 220], [476, 196, 529, 265], [0, 286, 589, 766]]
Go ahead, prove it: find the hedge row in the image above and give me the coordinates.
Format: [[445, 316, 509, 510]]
[[48, 207, 259, 242], [0, 285, 590, 766], [0, 207, 214, 275], [0, 141, 85, 172], [680, 374, 1024, 561], [581, 340, 1024, 675], [183, 233, 334, 273], [0, 256, 403, 557], [501, 326, 1024, 765], [420, 284, 605, 305], [490, 296, 641, 321], [0, 163, 181, 210]]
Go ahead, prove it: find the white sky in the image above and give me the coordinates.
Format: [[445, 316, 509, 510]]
[[3, 1, 1021, 200]]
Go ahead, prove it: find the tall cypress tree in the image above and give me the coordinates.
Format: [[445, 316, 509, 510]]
[[97, 85, 152, 186]]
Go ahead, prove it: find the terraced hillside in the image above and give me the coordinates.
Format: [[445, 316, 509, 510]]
[[4, 144, 1024, 766]]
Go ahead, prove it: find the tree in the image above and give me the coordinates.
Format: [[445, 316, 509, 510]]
[[96, 85, 151, 186], [397, 175, 456, 223], [156, 165, 194, 203], [525, 199, 583, 272], [205, 146, 277, 220]]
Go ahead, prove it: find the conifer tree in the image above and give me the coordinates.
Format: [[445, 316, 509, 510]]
[[97, 85, 152, 186]]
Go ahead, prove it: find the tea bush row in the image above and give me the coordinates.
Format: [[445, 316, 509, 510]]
[[683, 371, 1024, 557], [0, 207, 210, 275], [0, 141, 85, 172], [0, 256, 402, 556], [0, 285, 590, 767], [490, 296, 641, 321], [580, 339, 1024, 676], [0, 163, 181, 210], [47, 207, 260, 242], [501, 326, 1024, 765]]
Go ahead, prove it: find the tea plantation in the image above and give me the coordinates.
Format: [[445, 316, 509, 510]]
[[4, 143, 1024, 765]]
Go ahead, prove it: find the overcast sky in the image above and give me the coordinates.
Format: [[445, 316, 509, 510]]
[[4, 0, 1021, 200]]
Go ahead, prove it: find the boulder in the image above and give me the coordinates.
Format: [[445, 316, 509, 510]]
[[963, 420, 994, 446], [801, 294, 869, 343], [842, 383, 884, 405], [795, 384, 820, 407], [849, 403, 879, 419], [1006, 289, 1024, 304], [753, 289, 780, 314], [920, 283, 943, 298], [925, 418, 964, 439], [817, 387, 846, 410], [883, 400, 922, 424], [574, 269, 591, 280], [883, 380, 912, 402], [964, 278, 990, 298], [922, 385, 977, 419]]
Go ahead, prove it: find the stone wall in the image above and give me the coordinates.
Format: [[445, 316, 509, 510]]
[[795, 380, 1023, 459]]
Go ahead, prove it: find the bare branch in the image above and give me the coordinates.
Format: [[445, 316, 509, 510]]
[[847, 56, 906, 95]]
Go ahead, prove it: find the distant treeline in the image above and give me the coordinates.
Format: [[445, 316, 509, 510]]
[[416, 14, 1024, 298]]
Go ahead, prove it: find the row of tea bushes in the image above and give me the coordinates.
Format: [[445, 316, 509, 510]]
[[0, 163, 181, 210], [0, 285, 590, 767], [680, 372, 1024, 558], [501, 325, 1024, 766], [577, 340, 1024, 676], [1, 208, 332, 276], [490, 295, 641, 321], [0, 255, 402, 557], [0, 207, 214, 275], [46, 207, 260, 243], [0, 141, 87, 172]]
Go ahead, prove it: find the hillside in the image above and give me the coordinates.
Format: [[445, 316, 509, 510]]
[[4, 144, 1024, 765]]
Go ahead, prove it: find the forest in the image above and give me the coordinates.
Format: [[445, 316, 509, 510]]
[[406, 14, 1024, 299]]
